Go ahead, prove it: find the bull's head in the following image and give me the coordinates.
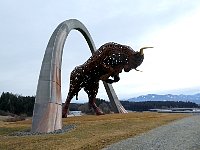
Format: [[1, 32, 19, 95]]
[[124, 47, 153, 72]]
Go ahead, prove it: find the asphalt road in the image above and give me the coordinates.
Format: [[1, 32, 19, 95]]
[[103, 114, 200, 150]]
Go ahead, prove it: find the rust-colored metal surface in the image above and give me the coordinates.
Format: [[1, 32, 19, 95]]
[[62, 42, 152, 117]]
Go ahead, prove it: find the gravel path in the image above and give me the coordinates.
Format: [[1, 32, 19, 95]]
[[9, 124, 76, 136], [103, 114, 200, 150]]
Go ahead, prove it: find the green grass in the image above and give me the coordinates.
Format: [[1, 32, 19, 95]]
[[0, 112, 189, 150]]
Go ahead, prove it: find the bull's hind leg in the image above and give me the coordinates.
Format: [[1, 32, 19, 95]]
[[84, 82, 104, 115], [62, 85, 82, 118], [62, 82, 81, 118], [62, 93, 74, 118], [63, 67, 82, 118]]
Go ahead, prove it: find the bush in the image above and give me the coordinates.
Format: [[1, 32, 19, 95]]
[[99, 102, 111, 114], [78, 103, 95, 115], [0, 110, 8, 116], [78, 101, 111, 115], [5, 115, 26, 122], [0, 110, 15, 117]]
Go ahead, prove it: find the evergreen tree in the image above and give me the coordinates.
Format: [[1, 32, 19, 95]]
[[0, 92, 35, 116]]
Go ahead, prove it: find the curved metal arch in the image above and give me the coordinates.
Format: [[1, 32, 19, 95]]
[[31, 19, 126, 133]]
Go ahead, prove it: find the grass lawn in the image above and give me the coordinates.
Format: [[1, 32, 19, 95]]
[[0, 112, 189, 150]]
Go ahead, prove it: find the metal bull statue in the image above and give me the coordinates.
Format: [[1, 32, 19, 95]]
[[62, 42, 153, 117]]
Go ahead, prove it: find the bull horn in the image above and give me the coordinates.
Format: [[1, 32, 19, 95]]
[[140, 47, 153, 55]]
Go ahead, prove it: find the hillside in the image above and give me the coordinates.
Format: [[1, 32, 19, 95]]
[[128, 93, 200, 104]]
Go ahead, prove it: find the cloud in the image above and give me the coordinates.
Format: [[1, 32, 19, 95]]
[[111, 7, 200, 100]]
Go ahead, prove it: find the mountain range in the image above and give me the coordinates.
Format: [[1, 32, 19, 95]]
[[128, 93, 200, 104]]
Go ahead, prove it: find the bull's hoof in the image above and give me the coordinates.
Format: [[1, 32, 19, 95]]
[[62, 113, 68, 118], [62, 109, 68, 118], [105, 79, 114, 84], [95, 107, 105, 115]]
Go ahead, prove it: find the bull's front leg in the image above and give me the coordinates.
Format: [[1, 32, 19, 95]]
[[84, 82, 104, 115], [112, 74, 120, 82], [89, 98, 104, 115], [105, 74, 120, 84]]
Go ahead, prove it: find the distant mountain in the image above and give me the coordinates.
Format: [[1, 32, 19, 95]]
[[128, 93, 200, 104]]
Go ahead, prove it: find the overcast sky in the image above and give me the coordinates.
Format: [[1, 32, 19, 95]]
[[1, 0, 200, 103]]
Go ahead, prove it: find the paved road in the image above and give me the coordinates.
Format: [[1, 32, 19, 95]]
[[103, 114, 200, 150]]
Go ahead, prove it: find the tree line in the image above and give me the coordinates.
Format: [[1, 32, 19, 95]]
[[69, 99, 199, 113], [0, 92, 199, 116], [0, 92, 35, 116], [120, 101, 199, 112]]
